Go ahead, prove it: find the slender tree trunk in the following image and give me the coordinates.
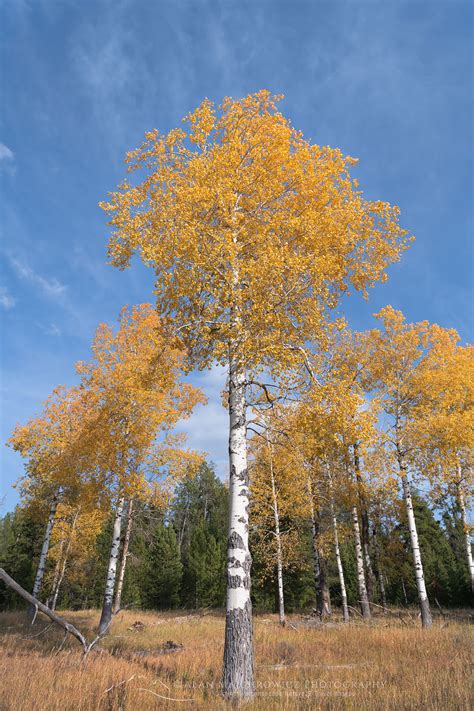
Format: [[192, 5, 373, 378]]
[[98, 497, 125, 636], [353, 444, 375, 601], [177, 500, 190, 554], [113, 499, 134, 614], [319, 554, 332, 616], [222, 352, 254, 698], [399, 470, 432, 627], [351, 504, 371, 619], [267, 437, 285, 626], [330, 498, 349, 622], [401, 577, 408, 605], [51, 510, 79, 611], [307, 477, 331, 617], [308, 476, 321, 609], [372, 522, 388, 612], [46, 539, 64, 608], [29, 494, 58, 622], [457, 483, 474, 594]]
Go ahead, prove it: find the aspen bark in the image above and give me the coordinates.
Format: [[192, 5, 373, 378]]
[[457, 483, 474, 594], [399, 470, 432, 627], [353, 444, 375, 601], [29, 494, 58, 622], [98, 497, 125, 636], [50, 510, 79, 611], [351, 505, 371, 618], [222, 352, 254, 698], [372, 522, 388, 612], [114, 499, 134, 613], [266, 436, 285, 626], [47, 540, 64, 608], [319, 555, 332, 616], [330, 496, 349, 622]]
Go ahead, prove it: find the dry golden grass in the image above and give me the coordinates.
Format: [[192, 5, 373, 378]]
[[0, 608, 472, 710]]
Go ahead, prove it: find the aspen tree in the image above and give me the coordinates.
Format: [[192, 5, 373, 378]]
[[297, 378, 378, 618], [113, 498, 134, 613], [47, 507, 79, 610], [412, 338, 473, 591], [77, 304, 204, 635], [101, 91, 409, 697], [360, 306, 460, 627], [8, 385, 95, 620], [249, 407, 308, 626]]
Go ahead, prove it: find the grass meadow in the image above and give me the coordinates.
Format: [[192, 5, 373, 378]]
[[0, 608, 472, 710]]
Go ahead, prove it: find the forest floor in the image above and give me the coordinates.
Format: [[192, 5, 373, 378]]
[[0, 608, 472, 710]]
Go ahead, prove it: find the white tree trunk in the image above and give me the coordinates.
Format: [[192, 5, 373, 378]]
[[47, 540, 64, 608], [307, 477, 331, 617], [351, 505, 371, 619], [98, 497, 124, 635], [457, 485, 474, 594], [353, 444, 375, 601], [372, 522, 388, 612], [400, 472, 432, 627], [114, 499, 134, 613], [51, 509, 79, 611], [268, 439, 285, 626], [222, 352, 254, 698], [330, 500, 349, 622], [29, 494, 58, 622]]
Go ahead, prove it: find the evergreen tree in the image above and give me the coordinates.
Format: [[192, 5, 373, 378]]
[[0, 507, 44, 610], [143, 523, 182, 609], [187, 523, 225, 608]]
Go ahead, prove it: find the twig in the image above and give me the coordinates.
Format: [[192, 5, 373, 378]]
[[434, 597, 446, 620], [102, 675, 144, 696], [56, 630, 69, 654], [137, 688, 193, 703], [398, 612, 409, 626], [368, 601, 389, 614], [21, 622, 55, 640]]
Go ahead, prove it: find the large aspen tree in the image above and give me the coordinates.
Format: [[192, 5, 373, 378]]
[[101, 91, 409, 698]]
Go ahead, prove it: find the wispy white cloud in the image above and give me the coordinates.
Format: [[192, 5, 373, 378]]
[[8, 255, 67, 298], [39, 322, 62, 336], [0, 286, 16, 310], [0, 143, 14, 161], [0, 142, 16, 175]]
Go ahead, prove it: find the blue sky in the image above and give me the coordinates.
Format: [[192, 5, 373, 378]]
[[1, 0, 472, 511]]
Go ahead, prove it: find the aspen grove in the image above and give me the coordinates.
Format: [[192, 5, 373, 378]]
[[1, 92, 472, 706]]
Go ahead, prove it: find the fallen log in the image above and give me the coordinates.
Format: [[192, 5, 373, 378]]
[[0, 568, 107, 656]]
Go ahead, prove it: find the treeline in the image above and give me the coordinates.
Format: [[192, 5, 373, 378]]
[[1, 463, 471, 613]]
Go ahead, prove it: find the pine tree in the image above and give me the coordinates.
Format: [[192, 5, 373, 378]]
[[0, 507, 43, 610], [187, 523, 225, 608], [143, 523, 183, 609]]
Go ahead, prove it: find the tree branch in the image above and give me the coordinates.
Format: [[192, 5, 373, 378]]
[[0, 568, 110, 656]]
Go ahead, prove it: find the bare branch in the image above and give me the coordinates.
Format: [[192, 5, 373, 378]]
[[0, 568, 97, 655]]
